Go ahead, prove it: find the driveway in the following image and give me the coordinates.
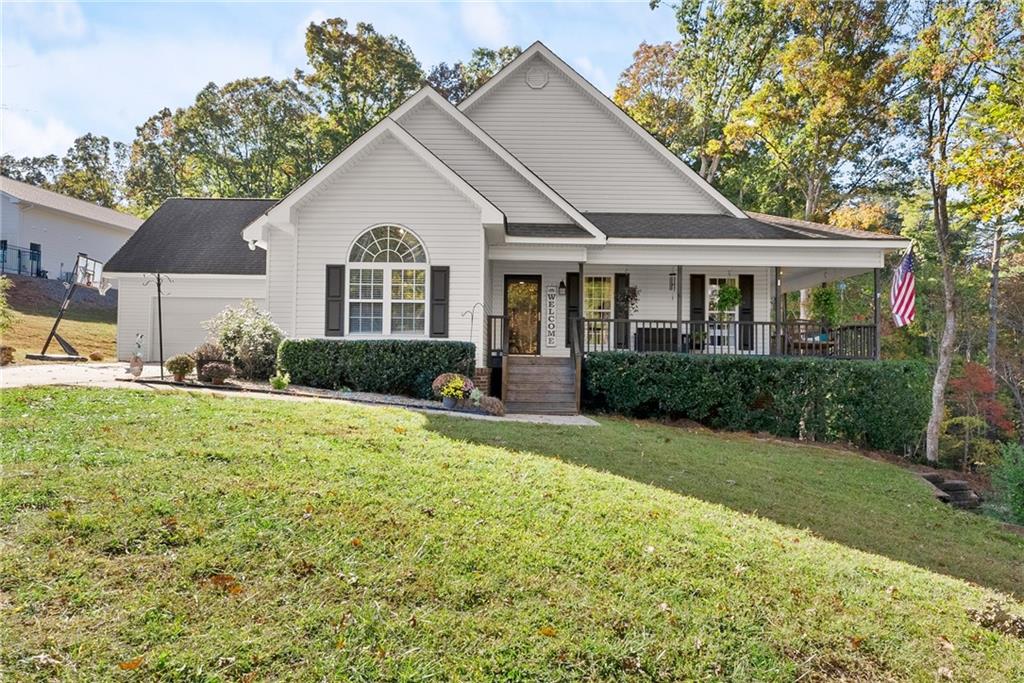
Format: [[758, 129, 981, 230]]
[[0, 362, 163, 388]]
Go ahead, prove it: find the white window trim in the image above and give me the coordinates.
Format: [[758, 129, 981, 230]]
[[345, 225, 430, 337]]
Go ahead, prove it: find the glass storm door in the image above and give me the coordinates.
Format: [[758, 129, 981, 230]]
[[505, 275, 541, 355]]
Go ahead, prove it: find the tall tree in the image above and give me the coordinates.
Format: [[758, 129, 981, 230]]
[[946, 3, 1024, 372], [175, 77, 318, 198], [726, 0, 909, 221], [428, 45, 521, 103], [125, 108, 192, 215], [52, 134, 128, 208], [617, 0, 783, 184], [298, 19, 422, 159], [903, 0, 1015, 463], [0, 154, 60, 186]]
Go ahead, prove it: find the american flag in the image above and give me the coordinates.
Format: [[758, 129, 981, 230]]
[[891, 248, 916, 327]]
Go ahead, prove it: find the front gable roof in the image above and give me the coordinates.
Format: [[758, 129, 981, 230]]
[[391, 88, 605, 241], [459, 42, 747, 219], [241, 117, 505, 244]]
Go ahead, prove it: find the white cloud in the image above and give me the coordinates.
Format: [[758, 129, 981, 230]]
[[0, 110, 77, 158], [5, 1, 88, 40], [573, 55, 612, 94], [1, 30, 287, 156], [460, 1, 509, 46]]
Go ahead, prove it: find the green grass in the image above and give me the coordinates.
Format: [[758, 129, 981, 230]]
[[2, 387, 1023, 681], [429, 416, 1024, 598], [2, 307, 117, 362]]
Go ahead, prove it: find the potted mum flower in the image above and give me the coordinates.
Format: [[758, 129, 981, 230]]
[[439, 375, 470, 410]]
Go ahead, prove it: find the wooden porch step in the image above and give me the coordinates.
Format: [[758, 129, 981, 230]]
[[503, 356, 578, 415], [504, 400, 578, 415]]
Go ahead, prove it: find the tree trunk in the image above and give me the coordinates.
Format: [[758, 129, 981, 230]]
[[925, 187, 956, 464], [987, 225, 1003, 373], [799, 190, 820, 321]]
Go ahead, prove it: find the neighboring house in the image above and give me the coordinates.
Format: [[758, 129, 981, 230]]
[[0, 176, 142, 280], [106, 42, 909, 413]]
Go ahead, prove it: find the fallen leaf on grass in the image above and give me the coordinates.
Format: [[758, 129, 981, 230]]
[[938, 635, 954, 652], [118, 656, 144, 670], [350, 537, 363, 548], [538, 626, 557, 637]]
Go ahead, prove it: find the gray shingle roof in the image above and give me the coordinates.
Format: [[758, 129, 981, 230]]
[[104, 198, 276, 275], [1, 175, 142, 231], [506, 222, 589, 238], [581, 212, 905, 240]]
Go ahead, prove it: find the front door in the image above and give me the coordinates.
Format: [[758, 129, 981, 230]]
[[504, 275, 541, 355]]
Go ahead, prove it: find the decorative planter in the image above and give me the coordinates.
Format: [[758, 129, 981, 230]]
[[211, 378, 226, 386], [442, 396, 457, 410], [173, 373, 185, 382]]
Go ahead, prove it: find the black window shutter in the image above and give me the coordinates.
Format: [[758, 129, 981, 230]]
[[564, 272, 580, 346], [325, 265, 345, 336], [429, 266, 450, 338], [614, 273, 630, 349], [689, 274, 705, 320], [739, 274, 754, 351]]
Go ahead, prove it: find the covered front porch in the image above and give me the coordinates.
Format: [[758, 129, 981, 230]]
[[484, 259, 883, 366]]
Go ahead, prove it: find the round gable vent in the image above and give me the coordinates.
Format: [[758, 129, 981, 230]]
[[525, 66, 549, 90]]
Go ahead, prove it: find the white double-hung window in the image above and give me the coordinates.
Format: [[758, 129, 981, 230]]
[[347, 225, 427, 335]]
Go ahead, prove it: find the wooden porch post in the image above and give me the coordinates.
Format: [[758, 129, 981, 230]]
[[873, 268, 882, 360], [675, 265, 683, 351]]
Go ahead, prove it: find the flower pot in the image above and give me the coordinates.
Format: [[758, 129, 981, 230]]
[[173, 373, 185, 382], [442, 396, 457, 410], [211, 378, 225, 386]]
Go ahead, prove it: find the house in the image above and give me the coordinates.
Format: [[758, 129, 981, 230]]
[[105, 42, 909, 413], [1, 176, 142, 280]]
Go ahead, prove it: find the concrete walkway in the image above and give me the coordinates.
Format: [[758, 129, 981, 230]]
[[0, 361, 598, 426]]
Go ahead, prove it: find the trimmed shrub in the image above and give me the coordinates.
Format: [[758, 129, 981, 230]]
[[583, 352, 932, 453], [277, 339, 475, 399], [192, 342, 225, 383], [203, 361, 234, 385], [992, 442, 1024, 524], [203, 300, 283, 380]]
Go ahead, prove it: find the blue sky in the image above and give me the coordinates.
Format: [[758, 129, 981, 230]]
[[2, 1, 679, 158]]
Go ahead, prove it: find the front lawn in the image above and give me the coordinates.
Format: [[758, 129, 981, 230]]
[[429, 415, 1024, 597], [2, 387, 1022, 680]]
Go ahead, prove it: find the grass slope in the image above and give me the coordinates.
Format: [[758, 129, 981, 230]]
[[2, 275, 117, 362], [1, 387, 1022, 681], [429, 416, 1024, 597]]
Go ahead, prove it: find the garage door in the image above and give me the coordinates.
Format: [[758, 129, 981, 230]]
[[148, 297, 266, 360]]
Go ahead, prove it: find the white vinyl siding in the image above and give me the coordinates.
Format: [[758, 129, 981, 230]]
[[397, 99, 573, 225], [2, 193, 135, 280], [265, 227, 295, 335], [464, 54, 724, 214], [113, 274, 266, 361], [290, 133, 487, 364]]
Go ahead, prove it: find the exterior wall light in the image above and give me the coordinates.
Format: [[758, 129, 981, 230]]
[[557, 280, 566, 296]]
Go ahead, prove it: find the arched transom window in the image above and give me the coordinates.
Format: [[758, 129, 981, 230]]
[[347, 225, 427, 335]]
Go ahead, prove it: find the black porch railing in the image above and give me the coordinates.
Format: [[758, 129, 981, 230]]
[[0, 243, 43, 277], [578, 318, 877, 360], [486, 315, 877, 361]]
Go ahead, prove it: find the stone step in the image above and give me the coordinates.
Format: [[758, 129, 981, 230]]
[[920, 472, 945, 486], [939, 480, 972, 492]]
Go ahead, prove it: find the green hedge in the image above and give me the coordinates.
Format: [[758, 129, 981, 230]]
[[277, 339, 475, 399], [584, 353, 933, 453]]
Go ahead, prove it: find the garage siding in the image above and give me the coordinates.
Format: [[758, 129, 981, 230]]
[[114, 275, 266, 361]]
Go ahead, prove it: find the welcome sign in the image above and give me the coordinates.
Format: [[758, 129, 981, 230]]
[[545, 285, 557, 347]]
